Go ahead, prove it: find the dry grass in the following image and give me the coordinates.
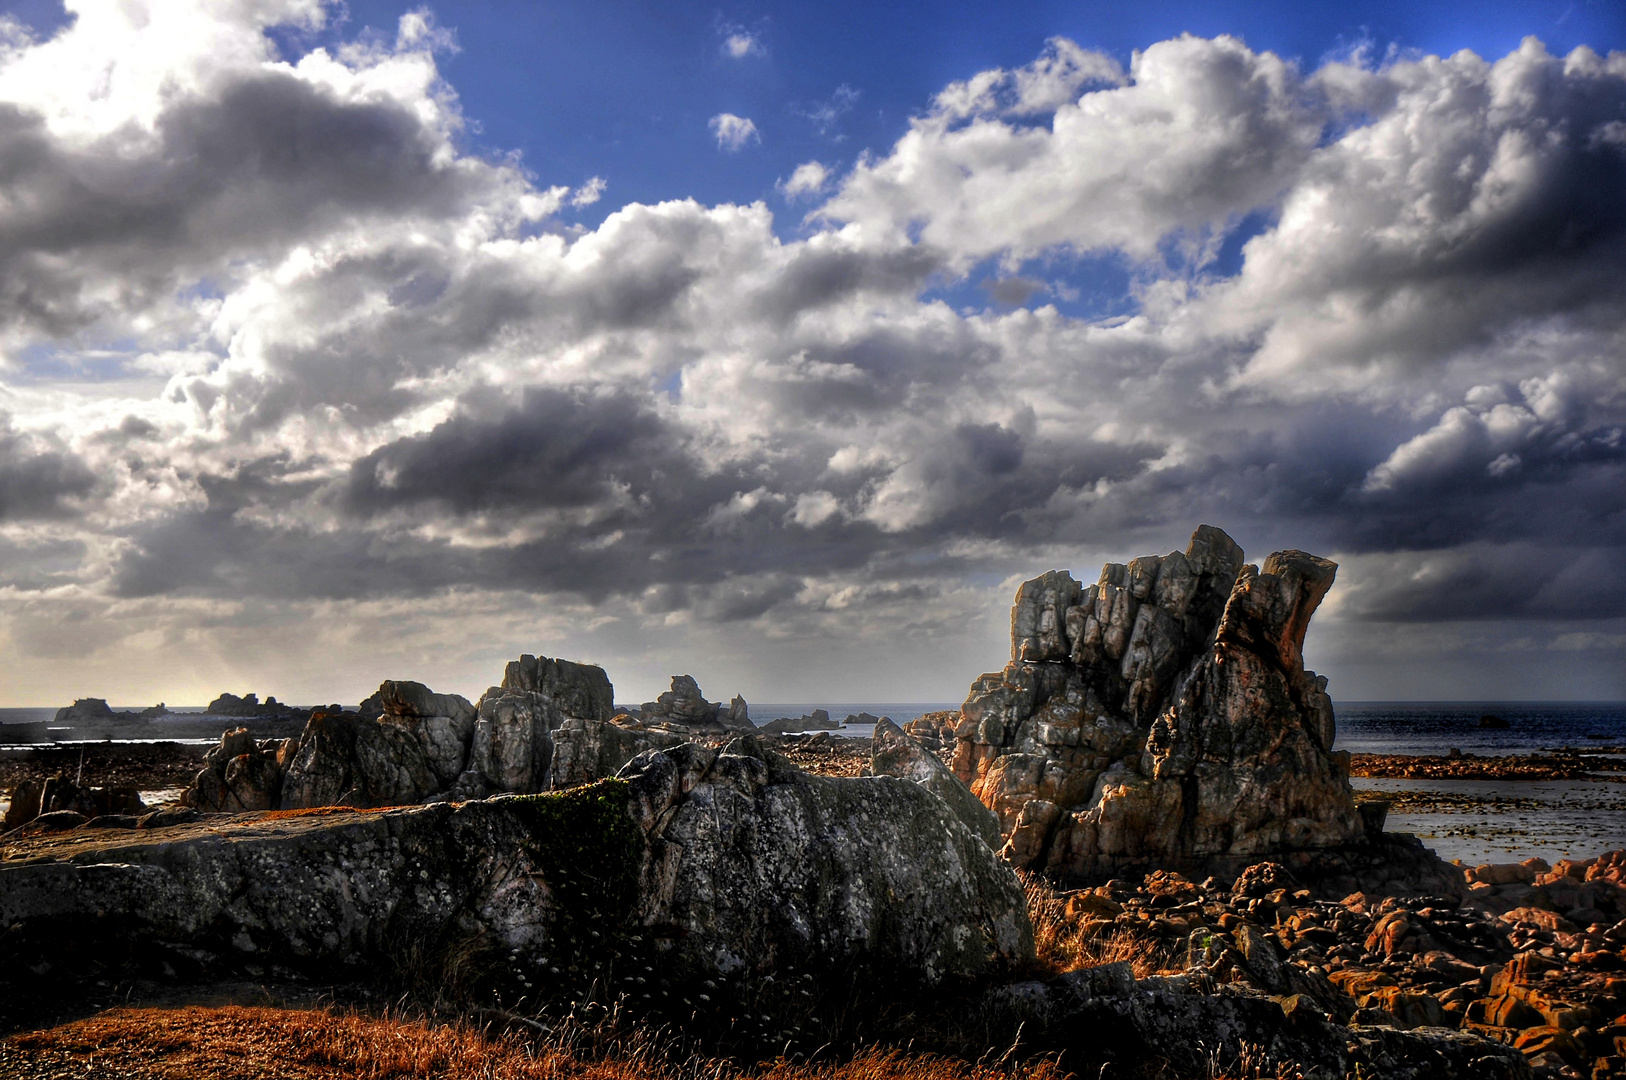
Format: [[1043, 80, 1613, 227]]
[[1022, 874, 1172, 979], [0, 1005, 1074, 1080]]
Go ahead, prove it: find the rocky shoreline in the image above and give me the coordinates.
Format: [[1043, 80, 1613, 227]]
[[4, 525, 1625, 1079]]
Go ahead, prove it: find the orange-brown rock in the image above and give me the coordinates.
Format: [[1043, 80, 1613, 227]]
[[952, 525, 1362, 881]]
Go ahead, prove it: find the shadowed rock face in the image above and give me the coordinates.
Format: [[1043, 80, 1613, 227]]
[[0, 738, 1033, 1010], [954, 525, 1362, 882]]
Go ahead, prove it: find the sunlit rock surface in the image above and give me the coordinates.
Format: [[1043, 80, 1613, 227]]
[[954, 525, 1362, 881]]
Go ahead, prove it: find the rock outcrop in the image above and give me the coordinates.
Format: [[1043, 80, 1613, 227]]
[[50, 698, 166, 725], [3, 738, 1033, 1013], [636, 675, 752, 732], [871, 717, 1002, 849], [955, 525, 1362, 882], [756, 709, 840, 734], [181, 655, 688, 813], [203, 692, 309, 720]]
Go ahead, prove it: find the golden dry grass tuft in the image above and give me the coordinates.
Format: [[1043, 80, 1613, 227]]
[[0, 1005, 1075, 1080], [1021, 873, 1172, 979]]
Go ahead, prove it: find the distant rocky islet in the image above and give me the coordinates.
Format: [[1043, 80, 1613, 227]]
[[3, 524, 1624, 1078]]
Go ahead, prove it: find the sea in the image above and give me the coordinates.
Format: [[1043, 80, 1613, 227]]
[[4, 700, 1622, 867]]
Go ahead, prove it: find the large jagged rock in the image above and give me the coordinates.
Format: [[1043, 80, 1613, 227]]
[[955, 525, 1363, 882], [871, 717, 1002, 849], [0, 740, 1033, 1012], [501, 654, 615, 722], [622, 734, 1033, 986]]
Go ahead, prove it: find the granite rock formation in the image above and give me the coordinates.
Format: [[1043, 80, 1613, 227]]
[[3, 738, 1032, 1009], [181, 655, 683, 812], [871, 717, 1002, 850], [955, 525, 1362, 881], [636, 675, 752, 732]]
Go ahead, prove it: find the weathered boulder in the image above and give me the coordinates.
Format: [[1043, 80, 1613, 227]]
[[954, 525, 1363, 882], [871, 717, 1002, 849], [0, 740, 1034, 1012], [51, 698, 117, 724], [204, 692, 308, 720], [185, 728, 287, 813], [36, 776, 144, 820], [622, 734, 1033, 987], [467, 685, 558, 794], [551, 717, 685, 790], [501, 654, 614, 722], [183, 659, 684, 811], [378, 680, 477, 788], [1, 780, 43, 832]]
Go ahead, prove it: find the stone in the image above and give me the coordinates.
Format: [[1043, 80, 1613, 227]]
[[870, 717, 1002, 849], [468, 687, 556, 794], [2, 780, 43, 832], [378, 680, 477, 787], [0, 742, 1034, 1014], [550, 717, 684, 790], [500, 654, 615, 722], [756, 709, 840, 734], [622, 734, 1033, 987], [952, 525, 1363, 883]]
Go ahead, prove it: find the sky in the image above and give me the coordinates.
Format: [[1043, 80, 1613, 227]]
[[0, 0, 1624, 709]]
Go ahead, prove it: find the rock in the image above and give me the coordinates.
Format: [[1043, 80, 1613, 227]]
[[278, 711, 362, 809], [0, 742, 1034, 1014], [186, 660, 636, 812], [468, 686, 556, 793], [756, 709, 839, 735], [902, 711, 959, 754], [378, 680, 477, 786], [637, 674, 750, 732], [1480, 714, 1511, 729], [204, 693, 308, 720], [952, 525, 1364, 882], [871, 718, 1002, 849], [38, 777, 144, 819], [501, 654, 615, 722], [2, 779, 43, 832], [622, 734, 1033, 987], [550, 717, 684, 790], [51, 698, 117, 724]]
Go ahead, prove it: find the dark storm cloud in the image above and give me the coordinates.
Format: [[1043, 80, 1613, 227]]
[[0, 418, 95, 520], [0, 67, 515, 337]]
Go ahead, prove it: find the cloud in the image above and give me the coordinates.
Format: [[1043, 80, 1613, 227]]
[[570, 176, 607, 208], [708, 112, 760, 151], [0, 416, 96, 521], [721, 31, 764, 60], [800, 84, 859, 136], [2, 8, 1625, 704], [780, 161, 830, 199]]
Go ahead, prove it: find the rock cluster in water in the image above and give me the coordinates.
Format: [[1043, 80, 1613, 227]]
[[953, 524, 1362, 881], [629, 675, 753, 732]]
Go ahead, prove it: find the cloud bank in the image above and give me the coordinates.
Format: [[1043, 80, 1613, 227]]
[[2, 5, 1623, 705]]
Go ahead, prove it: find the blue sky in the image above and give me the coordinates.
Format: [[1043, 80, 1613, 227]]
[[0, 0, 1623, 706], [330, 0, 1622, 213]]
